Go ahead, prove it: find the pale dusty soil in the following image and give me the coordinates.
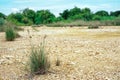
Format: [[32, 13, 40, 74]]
[[0, 26, 120, 80]]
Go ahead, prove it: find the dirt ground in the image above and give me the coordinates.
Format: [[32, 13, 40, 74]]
[[0, 26, 120, 80]]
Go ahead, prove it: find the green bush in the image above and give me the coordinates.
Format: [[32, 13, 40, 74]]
[[5, 27, 16, 41], [29, 40, 50, 75]]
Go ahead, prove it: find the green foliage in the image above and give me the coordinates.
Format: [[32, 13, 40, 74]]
[[110, 10, 120, 17], [7, 13, 21, 25], [0, 12, 6, 19], [69, 14, 83, 20], [60, 9, 70, 20], [23, 8, 35, 23], [56, 17, 64, 22], [95, 10, 109, 16], [5, 27, 16, 41], [93, 15, 101, 20], [69, 7, 81, 16], [81, 13, 93, 21], [81, 8, 91, 14], [14, 13, 23, 22], [35, 10, 56, 24], [29, 39, 50, 74], [60, 7, 92, 21], [22, 17, 33, 25], [0, 7, 120, 26]]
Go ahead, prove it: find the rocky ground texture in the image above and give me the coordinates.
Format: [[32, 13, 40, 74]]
[[0, 26, 120, 80]]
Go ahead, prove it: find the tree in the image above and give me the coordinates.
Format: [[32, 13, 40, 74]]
[[69, 14, 83, 20], [110, 10, 120, 17], [22, 17, 33, 25], [0, 12, 6, 19], [14, 13, 23, 22], [60, 9, 70, 20], [69, 7, 81, 16], [82, 13, 93, 21], [7, 13, 23, 24], [81, 8, 92, 21], [95, 10, 109, 16], [35, 10, 56, 24], [7, 13, 18, 24], [23, 8, 35, 23], [81, 8, 91, 14]]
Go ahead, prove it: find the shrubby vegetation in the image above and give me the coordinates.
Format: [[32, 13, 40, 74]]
[[29, 37, 50, 74], [35, 10, 56, 24], [5, 27, 16, 41], [0, 7, 120, 26], [4, 22, 20, 41]]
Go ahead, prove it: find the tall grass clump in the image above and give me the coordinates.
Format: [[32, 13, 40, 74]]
[[5, 27, 16, 41], [29, 37, 50, 75]]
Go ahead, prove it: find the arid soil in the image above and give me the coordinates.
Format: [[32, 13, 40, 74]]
[[0, 26, 120, 80]]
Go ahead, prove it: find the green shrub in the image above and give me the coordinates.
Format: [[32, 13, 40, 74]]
[[29, 40, 50, 75], [5, 27, 16, 41]]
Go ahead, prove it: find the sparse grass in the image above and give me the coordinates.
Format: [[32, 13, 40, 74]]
[[29, 37, 50, 75], [5, 27, 16, 41]]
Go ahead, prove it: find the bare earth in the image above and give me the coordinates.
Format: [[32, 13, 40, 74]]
[[0, 26, 120, 80]]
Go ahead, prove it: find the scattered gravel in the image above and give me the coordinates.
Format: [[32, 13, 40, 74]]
[[0, 26, 120, 80]]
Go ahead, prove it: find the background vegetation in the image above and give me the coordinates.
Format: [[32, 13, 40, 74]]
[[0, 7, 120, 27]]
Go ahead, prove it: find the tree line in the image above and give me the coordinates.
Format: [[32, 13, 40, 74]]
[[0, 7, 120, 26]]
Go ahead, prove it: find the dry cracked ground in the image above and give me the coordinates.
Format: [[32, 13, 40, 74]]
[[0, 26, 120, 80]]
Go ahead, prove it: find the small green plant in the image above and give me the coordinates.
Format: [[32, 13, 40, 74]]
[[5, 27, 16, 41], [29, 38, 50, 75]]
